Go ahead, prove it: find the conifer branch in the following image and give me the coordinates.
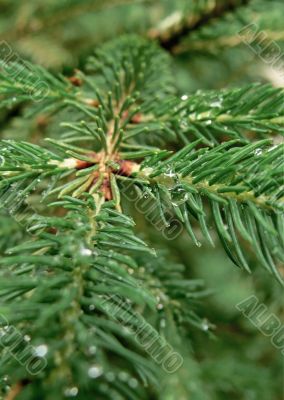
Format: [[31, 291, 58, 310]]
[[0, 31, 283, 399], [171, 84, 284, 145], [149, 0, 251, 53], [0, 198, 160, 395], [1, 0, 146, 43], [1, 37, 283, 283], [134, 139, 284, 282]]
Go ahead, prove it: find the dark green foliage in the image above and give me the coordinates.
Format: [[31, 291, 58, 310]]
[[1, 38, 283, 282], [141, 139, 284, 281]]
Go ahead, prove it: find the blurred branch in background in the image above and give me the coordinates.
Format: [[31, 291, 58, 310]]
[[148, 0, 250, 52]]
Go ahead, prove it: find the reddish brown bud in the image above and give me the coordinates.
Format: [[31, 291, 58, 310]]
[[68, 76, 83, 87], [131, 113, 142, 124], [84, 99, 100, 108], [122, 111, 142, 124], [36, 115, 49, 128], [102, 176, 112, 200], [47, 227, 58, 235], [117, 160, 136, 177], [75, 160, 94, 170], [75, 152, 101, 169]]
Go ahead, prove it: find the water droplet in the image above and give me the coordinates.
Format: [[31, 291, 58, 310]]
[[88, 365, 103, 379], [80, 248, 92, 256], [64, 387, 79, 397], [157, 303, 164, 310], [210, 99, 222, 108], [165, 169, 175, 178], [181, 95, 188, 101], [255, 148, 262, 156], [89, 304, 95, 311], [106, 372, 115, 382], [118, 372, 128, 381], [24, 335, 31, 342], [201, 319, 209, 331], [160, 319, 166, 328], [99, 383, 108, 392], [88, 345, 97, 355], [34, 344, 48, 357], [150, 248, 157, 256], [128, 378, 138, 388]]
